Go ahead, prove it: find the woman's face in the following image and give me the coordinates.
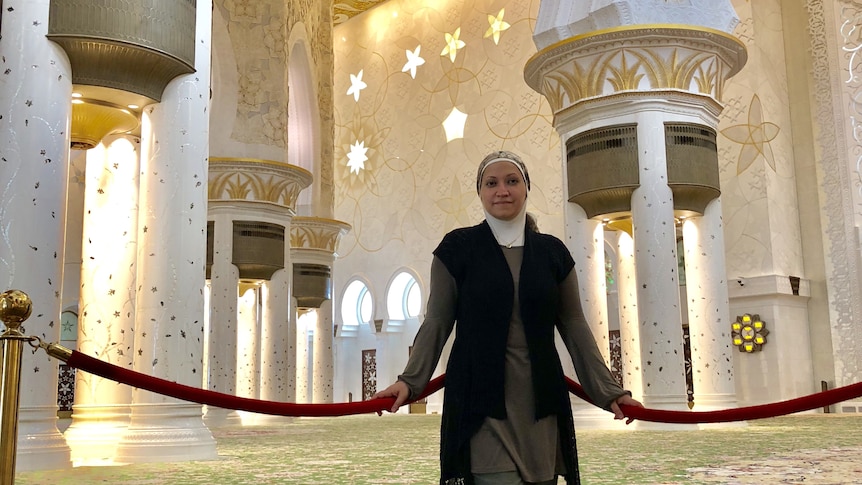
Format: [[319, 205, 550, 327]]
[[479, 161, 527, 221]]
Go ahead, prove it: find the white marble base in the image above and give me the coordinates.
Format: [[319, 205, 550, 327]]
[[15, 406, 71, 472], [63, 404, 130, 466], [114, 403, 217, 464]]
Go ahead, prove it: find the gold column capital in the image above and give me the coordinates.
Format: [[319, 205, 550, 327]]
[[524, 24, 747, 114], [290, 217, 351, 255], [208, 158, 313, 210]]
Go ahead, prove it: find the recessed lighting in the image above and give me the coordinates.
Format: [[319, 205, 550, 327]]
[[71, 92, 82, 98], [127, 104, 139, 109], [71, 99, 84, 104]]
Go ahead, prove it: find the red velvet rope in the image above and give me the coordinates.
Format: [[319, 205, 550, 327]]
[[66, 351, 442, 416], [565, 377, 862, 423], [66, 350, 862, 422]]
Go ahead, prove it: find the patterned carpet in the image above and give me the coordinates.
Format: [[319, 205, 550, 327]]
[[14, 414, 862, 484]]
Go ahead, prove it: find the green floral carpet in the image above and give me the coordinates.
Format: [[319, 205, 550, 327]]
[[15, 414, 862, 484]]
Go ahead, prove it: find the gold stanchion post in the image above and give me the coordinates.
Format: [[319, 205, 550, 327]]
[[0, 290, 33, 485]]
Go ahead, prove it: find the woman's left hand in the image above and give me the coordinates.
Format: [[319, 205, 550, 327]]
[[611, 394, 643, 424]]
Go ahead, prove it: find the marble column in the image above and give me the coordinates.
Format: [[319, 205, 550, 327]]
[[256, 273, 292, 424], [295, 310, 312, 403], [64, 135, 140, 465], [286, 297, 298, 403], [236, 285, 260, 422], [565, 204, 616, 428], [204, 209, 241, 427], [615, 231, 643, 397], [631, 111, 690, 417], [313, 299, 334, 403], [114, 0, 217, 463], [0, 0, 73, 471], [683, 199, 740, 422]]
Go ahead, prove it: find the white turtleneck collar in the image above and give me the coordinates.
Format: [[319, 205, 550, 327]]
[[484, 203, 527, 248]]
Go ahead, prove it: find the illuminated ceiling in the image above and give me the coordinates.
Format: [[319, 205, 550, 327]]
[[333, 0, 390, 25]]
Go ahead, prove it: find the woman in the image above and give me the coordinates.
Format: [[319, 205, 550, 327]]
[[373, 151, 642, 485]]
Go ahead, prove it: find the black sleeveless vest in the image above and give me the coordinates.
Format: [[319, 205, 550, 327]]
[[433, 221, 580, 485]]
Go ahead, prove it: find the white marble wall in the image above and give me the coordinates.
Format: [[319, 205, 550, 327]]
[[721, 0, 805, 280], [824, 0, 862, 398]]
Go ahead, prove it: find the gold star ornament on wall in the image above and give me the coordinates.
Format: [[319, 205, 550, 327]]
[[346, 70, 368, 102], [485, 9, 510, 45], [442, 107, 468, 142], [441, 28, 466, 62], [402, 46, 425, 79], [346, 140, 369, 175], [720, 94, 780, 174]]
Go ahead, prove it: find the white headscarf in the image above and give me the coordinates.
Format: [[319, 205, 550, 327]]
[[476, 151, 531, 248]]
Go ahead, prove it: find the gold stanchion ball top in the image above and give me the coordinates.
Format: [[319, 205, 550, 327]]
[[0, 289, 33, 329]]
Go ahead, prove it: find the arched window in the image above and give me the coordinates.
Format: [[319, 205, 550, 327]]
[[387, 271, 422, 320], [341, 279, 373, 326]]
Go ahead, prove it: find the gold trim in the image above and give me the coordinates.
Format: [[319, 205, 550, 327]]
[[605, 217, 633, 237], [292, 216, 353, 229], [525, 24, 748, 100], [290, 217, 352, 253], [43, 342, 73, 363], [558, 90, 724, 120], [208, 158, 313, 208], [70, 98, 139, 150], [530, 24, 747, 64], [209, 157, 314, 179]]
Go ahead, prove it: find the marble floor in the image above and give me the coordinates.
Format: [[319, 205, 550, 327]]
[[14, 414, 862, 484]]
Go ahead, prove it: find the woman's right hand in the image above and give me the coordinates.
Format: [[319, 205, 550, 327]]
[[371, 380, 410, 414]]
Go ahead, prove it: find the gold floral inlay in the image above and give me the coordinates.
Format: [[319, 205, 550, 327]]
[[525, 25, 747, 113], [290, 217, 351, 253], [208, 158, 312, 209], [720, 94, 779, 174]]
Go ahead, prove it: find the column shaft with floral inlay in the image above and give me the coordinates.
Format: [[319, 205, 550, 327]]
[[256, 256, 292, 424], [631, 111, 689, 419], [295, 310, 311, 404], [683, 199, 738, 418], [114, 0, 217, 463], [64, 135, 140, 465], [204, 208, 241, 427], [564, 209, 614, 428], [0, 0, 73, 471], [236, 285, 260, 407], [615, 231, 643, 397]]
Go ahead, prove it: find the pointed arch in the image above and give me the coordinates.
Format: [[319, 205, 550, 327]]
[[287, 29, 321, 216]]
